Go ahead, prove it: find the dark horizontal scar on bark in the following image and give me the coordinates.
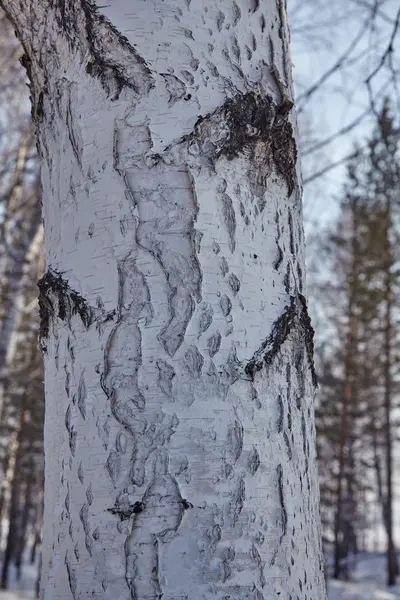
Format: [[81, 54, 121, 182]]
[[38, 269, 116, 351], [244, 293, 317, 386], [164, 90, 297, 195], [107, 501, 145, 521]]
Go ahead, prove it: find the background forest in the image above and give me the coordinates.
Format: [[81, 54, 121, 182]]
[[0, 1, 399, 599]]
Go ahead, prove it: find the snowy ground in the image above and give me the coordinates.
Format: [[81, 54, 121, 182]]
[[327, 553, 400, 599], [0, 559, 36, 600], [0, 552, 398, 599]]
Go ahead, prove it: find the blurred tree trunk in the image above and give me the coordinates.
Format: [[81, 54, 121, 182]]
[[1, 403, 26, 589], [382, 198, 397, 586], [333, 205, 360, 581], [14, 462, 34, 581]]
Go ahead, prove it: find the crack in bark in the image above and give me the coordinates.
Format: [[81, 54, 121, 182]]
[[244, 293, 317, 386]]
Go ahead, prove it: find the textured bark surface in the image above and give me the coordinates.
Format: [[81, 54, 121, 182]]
[[1, 1, 326, 598]]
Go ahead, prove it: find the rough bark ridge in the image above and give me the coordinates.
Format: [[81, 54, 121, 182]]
[[1, 0, 326, 598]]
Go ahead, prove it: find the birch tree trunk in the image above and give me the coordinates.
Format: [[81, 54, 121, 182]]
[[1, 1, 326, 598]]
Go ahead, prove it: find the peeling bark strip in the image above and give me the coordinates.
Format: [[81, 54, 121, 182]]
[[245, 293, 317, 386], [170, 91, 297, 194]]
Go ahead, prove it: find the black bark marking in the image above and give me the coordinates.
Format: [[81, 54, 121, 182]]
[[65, 369, 70, 398], [183, 345, 204, 378], [251, 543, 265, 588], [216, 11, 225, 32], [63, 80, 83, 168], [213, 241, 221, 254], [116, 432, 127, 454], [297, 262, 303, 293], [199, 303, 214, 335], [221, 193, 236, 253], [77, 371, 87, 420], [247, 446, 260, 475], [79, 504, 90, 536], [249, 0, 260, 13], [107, 500, 145, 521], [78, 462, 84, 484], [220, 257, 229, 277], [65, 552, 77, 600], [277, 464, 288, 541], [273, 245, 283, 271], [38, 269, 93, 351], [295, 345, 306, 408], [65, 405, 77, 457], [161, 73, 187, 105], [85, 535, 93, 557], [231, 476, 245, 526], [79, 0, 152, 99], [207, 331, 222, 357], [227, 420, 244, 462], [221, 546, 235, 582], [301, 413, 308, 458], [231, 35, 241, 63], [159, 289, 196, 356], [156, 359, 175, 397], [67, 337, 75, 363], [65, 485, 70, 517], [181, 69, 195, 84], [74, 543, 80, 562], [171, 91, 297, 195], [228, 273, 241, 295], [284, 262, 291, 293], [86, 483, 93, 506], [283, 431, 292, 460], [220, 294, 232, 317], [232, 2, 241, 26], [245, 294, 317, 386], [288, 210, 294, 255], [220, 344, 241, 387], [79, 503, 93, 557], [106, 451, 121, 485], [276, 395, 284, 433]]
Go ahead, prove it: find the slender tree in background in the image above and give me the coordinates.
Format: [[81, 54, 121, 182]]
[[0, 222, 44, 589], [315, 102, 400, 586], [0, 1, 327, 598], [364, 104, 400, 586]]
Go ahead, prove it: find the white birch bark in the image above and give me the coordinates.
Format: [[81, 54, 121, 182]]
[[1, 1, 327, 598]]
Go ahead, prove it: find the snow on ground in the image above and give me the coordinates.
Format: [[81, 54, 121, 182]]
[[327, 553, 400, 599], [0, 552, 398, 599], [0, 559, 36, 600]]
